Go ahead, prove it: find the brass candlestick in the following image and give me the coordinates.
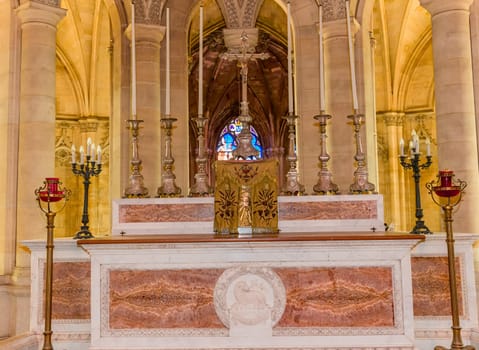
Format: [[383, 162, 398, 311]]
[[157, 116, 182, 197], [281, 112, 305, 195], [35, 178, 70, 350], [313, 112, 339, 194], [426, 170, 474, 350], [348, 112, 375, 194], [124, 119, 149, 198], [189, 113, 211, 196]]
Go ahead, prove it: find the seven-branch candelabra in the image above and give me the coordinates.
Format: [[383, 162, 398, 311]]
[[399, 130, 432, 234], [71, 138, 102, 239]]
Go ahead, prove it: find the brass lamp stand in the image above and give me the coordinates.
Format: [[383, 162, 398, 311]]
[[426, 170, 475, 350], [35, 178, 70, 350]]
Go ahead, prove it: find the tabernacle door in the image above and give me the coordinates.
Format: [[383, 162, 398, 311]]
[[214, 159, 278, 235]]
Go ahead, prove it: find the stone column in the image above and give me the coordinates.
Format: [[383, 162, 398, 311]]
[[323, 18, 357, 192], [420, 0, 479, 233], [381, 112, 407, 231], [15, 1, 66, 267], [13, 0, 65, 335], [125, 23, 165, 194]]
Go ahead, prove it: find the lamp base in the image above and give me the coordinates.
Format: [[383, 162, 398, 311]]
[[73, 229, 94, 240], [410, 220, 432, 234], [434, 346, 475, 350]]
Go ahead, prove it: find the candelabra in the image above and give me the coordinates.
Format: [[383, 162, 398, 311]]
[[281, 113, 305, 195], [124, 119, 149, 197], [35, 178, 70, 350], [189, 114, 212, 196], [71, 139, 102, 239], [313, 112, 339, 194], [426, 170, 474, 350], [348, 112, 376, 194], [157, 117, 182, 197], [399, 131, 432, 234]]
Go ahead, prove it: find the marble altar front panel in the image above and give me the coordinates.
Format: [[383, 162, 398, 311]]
[[112, 194, 384, 235], [80, 233, 418, 349]]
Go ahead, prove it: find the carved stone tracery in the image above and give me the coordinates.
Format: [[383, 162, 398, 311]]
[[134, 0, 165, 25], [218, 0, 262, 28]]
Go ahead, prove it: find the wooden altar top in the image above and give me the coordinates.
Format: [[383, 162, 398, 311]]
[[77, 232, 424, 246]]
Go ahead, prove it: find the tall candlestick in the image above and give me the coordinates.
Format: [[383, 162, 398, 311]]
[[345, 0, 358, 111], [287, 1, 293, 114], [199, 4, 204, 116], [131, 1, 137, 118], [165, 8, 170, 115], [319, 2, 325, 112]]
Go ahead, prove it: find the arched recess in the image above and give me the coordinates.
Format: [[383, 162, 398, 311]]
[[187, 0, 291, 189], [54, 0, 127, 236], [365, 0, 438, 232]]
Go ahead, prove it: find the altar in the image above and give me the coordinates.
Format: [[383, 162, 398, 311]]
[[23, 229, 479, 350]]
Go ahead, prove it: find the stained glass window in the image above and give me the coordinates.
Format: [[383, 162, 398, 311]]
[[216, 118, 263, 160]]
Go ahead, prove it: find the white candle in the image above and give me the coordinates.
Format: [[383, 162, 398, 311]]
[[131, 0, 137, 118], [399, 138, 404, 156], [345, 0, 358, 111], [199, 5, 204, 116], [91, 142, 96, 160], [287, 1, 293, 114], [426, 137, 431, 156], [319, 3, 325, 112], [409, 141, 414, 155], [165, 8, 171, 115], [79, 145, 85, 165], [97, 145, 102, 164], [411, 129, 419, 153], [87, 137, 92, 156], [71, 145, 76, 164]]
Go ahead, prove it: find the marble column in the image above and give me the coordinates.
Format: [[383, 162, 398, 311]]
[[323, 18, 358, 191], [420, 0, 479, 233], [125, 23, 165, 194], [15, 1, 66, 267]]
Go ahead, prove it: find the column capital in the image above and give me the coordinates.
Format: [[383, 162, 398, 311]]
[[379, 111, 405, 127], [125, 23, 165, 46], [419, 0, 473, 16], [16, 1, 66, 27]]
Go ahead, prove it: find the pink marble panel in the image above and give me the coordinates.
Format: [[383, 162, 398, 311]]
[[274, 267, 394, 327], [279, 200, 378, 220], [119, 203, 214, 223], [119, 200, 378, 224], [411, 256, 463, 317], [109, 269, 225, 329], [43, 261, 91, 320]]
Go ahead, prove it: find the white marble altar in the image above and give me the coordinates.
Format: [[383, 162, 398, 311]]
[[22, 232, 479, 350], [112, 194, 385, 235]]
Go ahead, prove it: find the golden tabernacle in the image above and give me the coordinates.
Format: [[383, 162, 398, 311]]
[[214, 159, 279, 235]]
